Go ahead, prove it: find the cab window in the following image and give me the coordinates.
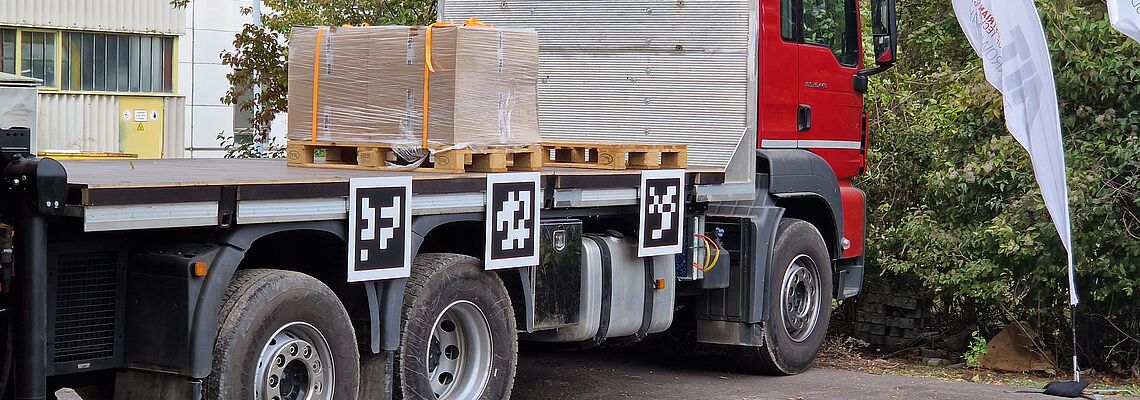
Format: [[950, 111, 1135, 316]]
[[781, 0, 795, 40], [801, 0, 859, 66]]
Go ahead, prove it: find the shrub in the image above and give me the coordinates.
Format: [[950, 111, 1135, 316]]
[[965, 330, 989, 367], [862, 0, 1140, 375]]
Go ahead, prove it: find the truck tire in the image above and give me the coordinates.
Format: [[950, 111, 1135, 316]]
[[733, 218, 833, 375], [396, 254, 516, 400], [205, 269, 360, 400]]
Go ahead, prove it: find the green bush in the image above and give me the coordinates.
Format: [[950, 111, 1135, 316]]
[[862, 0, 1140, 375], [965, 330, 989, 367]]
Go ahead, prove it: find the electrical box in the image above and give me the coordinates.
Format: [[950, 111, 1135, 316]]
[[0, 71, 40, 155], [118, 97, 165, 159]]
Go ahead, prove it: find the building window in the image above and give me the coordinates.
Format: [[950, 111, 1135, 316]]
[[20, 30, 57, 87], [61, 32, 174, 93], [233, 76, 256, 144], [1, 29, 14, 74], [1, 27, 175, 93]]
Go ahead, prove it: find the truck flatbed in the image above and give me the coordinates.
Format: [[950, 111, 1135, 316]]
[[62, 158, 740, 232]]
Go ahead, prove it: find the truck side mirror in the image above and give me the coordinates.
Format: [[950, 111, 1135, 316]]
[[871, 0, 898, 66], [856, 0, 898, 89]]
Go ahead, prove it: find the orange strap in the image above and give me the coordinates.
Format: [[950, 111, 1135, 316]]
[[422, 18, 492, 149], [423, 22, 452, 148], [310, 27, 325, 144]]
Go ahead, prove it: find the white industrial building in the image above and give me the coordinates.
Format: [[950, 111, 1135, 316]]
[[0, 0, 287, 159]]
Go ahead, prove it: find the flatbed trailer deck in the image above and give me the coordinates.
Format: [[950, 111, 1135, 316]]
[[63, 158, 739, 232]]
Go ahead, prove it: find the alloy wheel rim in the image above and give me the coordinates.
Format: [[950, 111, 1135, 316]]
[[781, 254, 821, 343], [426, 300, 493, 399], [254, 322, 335, 400]]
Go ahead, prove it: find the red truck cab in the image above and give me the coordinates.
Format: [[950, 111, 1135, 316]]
[[760, 0, 897, 261]]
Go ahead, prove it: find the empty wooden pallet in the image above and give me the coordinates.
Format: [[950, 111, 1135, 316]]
[[541, 142, 688, 170], [286, 141, 544, 174]]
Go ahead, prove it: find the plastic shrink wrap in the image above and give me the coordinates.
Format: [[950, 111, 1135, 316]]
[[287, 25, 541, 151]]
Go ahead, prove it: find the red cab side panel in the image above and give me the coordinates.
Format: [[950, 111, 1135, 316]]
[[839, 181, 865, 258]]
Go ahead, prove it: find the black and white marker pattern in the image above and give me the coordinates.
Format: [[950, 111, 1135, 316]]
[[639, 170, 685, 257], [348, 177, 413, 282], [485, 173, 541, 270]]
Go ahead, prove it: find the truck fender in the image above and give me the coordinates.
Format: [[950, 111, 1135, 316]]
[[703, 149, 844, 326], [186, 221, 347, 378], [707, 183, 784, 325], [757, 149, 844, 259]]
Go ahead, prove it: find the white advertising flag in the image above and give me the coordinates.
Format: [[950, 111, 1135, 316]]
[[1110, 0, 1140, 42], [953, 0, 1077, 306]]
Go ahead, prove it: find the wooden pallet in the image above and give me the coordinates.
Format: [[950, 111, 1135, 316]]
[[286, 141, 544, 173], [541, 142, 688, 170]]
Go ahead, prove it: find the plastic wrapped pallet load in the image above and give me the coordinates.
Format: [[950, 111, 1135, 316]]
[[287, 24, 541, 152], [288, 26, 423, 146]]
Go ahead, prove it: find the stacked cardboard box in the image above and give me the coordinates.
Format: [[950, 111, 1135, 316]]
[[287, 25, 540, 148]]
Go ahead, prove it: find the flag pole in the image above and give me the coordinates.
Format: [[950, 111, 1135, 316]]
[[1070, 302, 1079, 382], [1068, 251, 1080, 382]]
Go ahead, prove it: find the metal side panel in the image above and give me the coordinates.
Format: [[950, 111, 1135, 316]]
[[439, 0, 756, 177], [84, 202, 219, 232], [80, 183, 750, 230], [38, 94, 119, 153], [536, 52, 747, 169], [236, 199, 349, 225], [0, 0, 186, 35], [85, 188, 644, 231], [163, 96, 187, 158], [235, 193, 488, 225]]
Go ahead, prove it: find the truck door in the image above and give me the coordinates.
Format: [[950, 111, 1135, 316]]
[[758, 0, 803, 148], [795, 0, 864, 179]]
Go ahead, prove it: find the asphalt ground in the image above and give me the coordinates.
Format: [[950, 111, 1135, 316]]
[[513, 347, 1138, 400]]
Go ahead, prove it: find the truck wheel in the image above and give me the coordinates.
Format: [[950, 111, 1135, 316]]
[[396, 254, 516, 400], [205, 269, 360, 400], [733, 218, 833, 375]]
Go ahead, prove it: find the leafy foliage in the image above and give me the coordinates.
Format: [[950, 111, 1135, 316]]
[[217, 132, 285, 159], [862, 0, 1140, 375], [965, 330, 989, 367], [218, 1, 437, 157]]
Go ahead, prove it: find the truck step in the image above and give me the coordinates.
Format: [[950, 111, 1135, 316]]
[[286, 141, 545, 174], [541, 142, 688, 170]]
